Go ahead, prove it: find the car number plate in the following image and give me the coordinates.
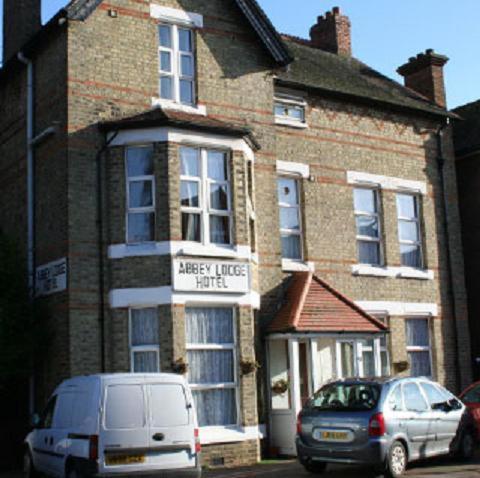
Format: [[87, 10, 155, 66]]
[[105, 454, 146, 466], [313, 430, 349, 442]]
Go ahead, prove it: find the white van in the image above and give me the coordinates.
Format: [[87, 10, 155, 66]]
[[24, 374, 202, 478]]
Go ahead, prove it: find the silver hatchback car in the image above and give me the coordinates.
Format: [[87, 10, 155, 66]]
[[296, 377, 476, 477]]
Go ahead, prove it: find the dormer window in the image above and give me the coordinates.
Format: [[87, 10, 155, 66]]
[[159, 24, 195, 106], [274, 92, 307, 128]]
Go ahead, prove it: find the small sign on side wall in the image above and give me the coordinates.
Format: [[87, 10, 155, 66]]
[[173, 258, 250, 293], [36, 258, 68, 297]]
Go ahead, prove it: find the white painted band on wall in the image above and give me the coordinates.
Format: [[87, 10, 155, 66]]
[[276, 160, 310, 178], [109, 287, 261, 309], [150, 4, 204, 27], [355, 301, 438, 317], [108, 127, 255, 161], [347, 171, 427, 195], [199, 425, 265, 445], [351, 264, 434, 280]]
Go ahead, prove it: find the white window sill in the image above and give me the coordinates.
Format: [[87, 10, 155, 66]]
[[108, 241, 258, 263], [274, 117, 308, 129], [199, 425, 265, 445], [352, 264, 434, 280], [151, 98, 207, 116], [282, 259, 315, 272]]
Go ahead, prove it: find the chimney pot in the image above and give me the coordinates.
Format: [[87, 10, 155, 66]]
[[310, 7, 352, 56], [397, 50, 449, 108]]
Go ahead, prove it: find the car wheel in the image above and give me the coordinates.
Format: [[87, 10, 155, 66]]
[[23, 451, 37, 478], [66, 466, 83, 478], [458, 430, 475, 461], [385, 441, 407, 478], [301, 460, 327, 474]]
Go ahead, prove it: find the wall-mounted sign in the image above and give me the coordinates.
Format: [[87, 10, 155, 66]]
[[36, 258, 67, 297], [173, 259, 250, 293]]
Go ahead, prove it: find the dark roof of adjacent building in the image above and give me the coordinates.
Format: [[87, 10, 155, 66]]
[[276, 36, 453, 119], [453, 100, 480, 157], [267, 272, 387, 334], [99, 108, 260, 150]]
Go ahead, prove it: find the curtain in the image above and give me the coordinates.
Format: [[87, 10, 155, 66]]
[[210, 184, 228, 210], [129, 181, 153, 208], [207, 151, 227, 180], [126, 146, 153, 177], [409, 352, 431, 377], [128, 212, 154, 243], [133, 351, 158, 373], [186, 308, 233, 344], [358, 240, 380, 265], [187, 351, 234, 384], [281, 235, 301, 260], [406, 319, 429, 347], [181, 181, 199, 208], [341, 343, 355, 377], [180, 147, 199, 177], [182, 213, 200, 242], [400, 244, 421, 268], [131, 309, 159, 346], [209, 216, 229, 244], [193, 389, 236, 427]]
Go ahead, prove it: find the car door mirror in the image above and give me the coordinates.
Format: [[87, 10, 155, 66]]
[[30, 413, 41, 428], [432, 401, 452, 412]]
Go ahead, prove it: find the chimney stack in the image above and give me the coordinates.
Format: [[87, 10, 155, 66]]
[[3, 0, 42, 62], [309, 7, 352, 56], [397, 49, 449, 108]]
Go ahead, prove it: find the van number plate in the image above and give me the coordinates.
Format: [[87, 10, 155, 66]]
[[313, 430, 349, 442], [105, 454, 146, 466]]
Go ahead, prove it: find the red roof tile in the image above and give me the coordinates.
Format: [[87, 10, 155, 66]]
[[267, 272, 387, 334]]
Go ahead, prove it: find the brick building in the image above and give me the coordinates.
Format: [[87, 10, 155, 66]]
[[454, 100, 480, 380], [0, 0, 472, 467]]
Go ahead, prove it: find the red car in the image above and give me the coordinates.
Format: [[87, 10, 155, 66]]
[[460, 381, 480, 441]]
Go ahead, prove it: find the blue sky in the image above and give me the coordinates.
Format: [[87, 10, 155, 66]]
[[0, 0, 478, 108]]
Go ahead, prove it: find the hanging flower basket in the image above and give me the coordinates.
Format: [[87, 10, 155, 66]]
[[271, 379, 289, 395], [172, 358, 189, 375], [240, 358, 260, 376]]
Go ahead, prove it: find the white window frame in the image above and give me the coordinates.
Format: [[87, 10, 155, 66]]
[[274, 93, 307, 128], [129, 308, 160, 373], [278, 176, 304, 261], [125, 145, 156, 244], [405, 318, 432, 378], [354, 187, 383, 266], [185, 307, 240, 428], [396, 193, 424, 269], [336, 338, 382, 378], [180, 147, 233, 246], [158, 23, 195, 106]]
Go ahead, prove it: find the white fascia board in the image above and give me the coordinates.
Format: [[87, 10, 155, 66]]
[[276, 160, 310, 179], [150, 4, 203, 27], [108, 127, 255, 161], [351, 264, 434, 280], [109, 287, 260, 309], [355, 301, 438, 317], [347, 171, 427, 195], [199, 425, 264, 445]]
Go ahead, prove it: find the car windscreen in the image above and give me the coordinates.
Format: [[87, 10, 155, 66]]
[[307, 383, 381, 411]]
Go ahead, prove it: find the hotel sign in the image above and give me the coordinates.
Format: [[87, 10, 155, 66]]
[[173, 259, 250, 293], [36, 258, 68, 297]]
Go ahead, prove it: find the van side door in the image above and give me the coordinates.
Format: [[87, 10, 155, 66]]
[[32, 395, 58, 475], [147, 382, 196, 470]]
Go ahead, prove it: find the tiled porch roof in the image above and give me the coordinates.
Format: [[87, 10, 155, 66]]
[[267, 272, 387, 334]]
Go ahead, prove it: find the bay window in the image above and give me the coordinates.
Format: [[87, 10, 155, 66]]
[[406, 318, 432, 377], [353, 188, 382, 265], [180, 147, 232, 246], [126, 146, 155, 243], [186, 308, 238, 427], [397, 193, 423, 268], [159, 24, 195, 105], [130, 308, 160, 373], [277, 177, 303, 260]]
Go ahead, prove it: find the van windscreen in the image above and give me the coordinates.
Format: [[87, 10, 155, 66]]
[[105, 385, 145, 429], [150, 384, 189, 427], [308, 383, 380, 411]]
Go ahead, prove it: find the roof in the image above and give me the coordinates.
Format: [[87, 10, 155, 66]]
[[453, 100, 480, 157], [276, 36, 453, 120], [99, 107, 260, 149], [267, 272, 387, 334]]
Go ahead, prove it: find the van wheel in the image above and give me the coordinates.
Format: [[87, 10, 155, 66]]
[[457, 430, 475, 461], [23, 451, 37, 478], [385, 441, 407, 478], [301, 460, 327, 474]]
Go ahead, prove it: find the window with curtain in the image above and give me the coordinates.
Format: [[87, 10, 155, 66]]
[[353, 188, 382, 265], [397, 193, 423, 268], [274, 93, 306, 125], [277, 177, 303, 260], [406, 319, 431, 377], [180, 147, 232, 246], [358, 339, 376, 377], [130, 308, 160, 373], [126, 146, 155, 243], [185, 308, 238, 427], [158, 24, 195, 105]]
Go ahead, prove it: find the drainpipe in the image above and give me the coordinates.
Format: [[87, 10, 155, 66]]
[[96, 131, 119, 372], [435, 123, 462, 391]]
